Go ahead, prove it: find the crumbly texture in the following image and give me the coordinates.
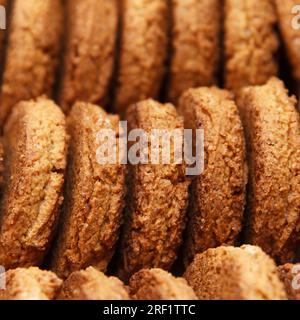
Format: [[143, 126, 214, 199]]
[[117, 99, 190, 281], [179, 87, 247, 265], [0, 0, 63, 125], [238, 78, 300, 263], [129, 268, 197, 300], [59, 0, 118, 112], [0, 98, 67, 269], [184, 245, 287, 300], [224, 0, 279, 93], [276, 0, 300, 81], [58, 267, 130, 300], [51, 102, 126, 279], [167, 0, 221, 103], [114, 0, 169, 116], [277, 263, 300, 300], [0, 267, 62, 300]]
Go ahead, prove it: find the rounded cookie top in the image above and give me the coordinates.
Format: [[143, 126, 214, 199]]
[[114, 0, 169, 116], [0, 97, 67, 269], [129, 268, 197, 300], [224, 0, 279, 92], [179, 87, 247, 264], [238, 77, 300, 263], [58, 267, 130, 300], [51, 102, 126, 279], [0, 0, 63, 124], [117, 99, 190, 281], [0, 267, 62, 300], [184, 245, 287, 300], [59, 0, 118, 112], [167, 0, 221, 103]]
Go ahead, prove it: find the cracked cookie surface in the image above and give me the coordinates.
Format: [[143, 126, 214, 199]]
[[51, 102, 126, 279], [117, 99, 190, 281], [0, 97, 67, 269]]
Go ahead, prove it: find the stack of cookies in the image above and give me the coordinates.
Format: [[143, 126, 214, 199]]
[[0, 0, 299, 300]]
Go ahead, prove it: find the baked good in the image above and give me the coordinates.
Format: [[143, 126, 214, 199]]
[[179, 87, 247, 264], [51, 102, 126, 279], [117, 99, 190, 281], [129, 268, 197, 300], [224, 0, 279, 92], [0, 0, 63, 124], [0, 97, 67, 269], [184, 245, 287, 300], [237, 77, 300, 263], [58, 267, 130, 300], [114, 0, 169, 116], [167, 0, 221, 103], [0, 267, 62, 300], [58, 0, 118, 112]]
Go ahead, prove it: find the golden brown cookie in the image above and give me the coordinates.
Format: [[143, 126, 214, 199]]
[[179, 87, 247, 265], [0, 0, 63, 125], [184, 245, 287, 300], [0, 267, 62, 300], [58, 267, 130, 300], [129, 268, 197, 300], [224, 0, 279, 93], [276, 0, 300, 81], [167, 0, 222, 103], [58, 0, 118, 112], [237, 78, 300, 263], [117, 99, 190, 281], [0, 97, 67, 269], [278, 263, 300, 300], [51, 102, 126, 279], [114, 0, 169, 116]]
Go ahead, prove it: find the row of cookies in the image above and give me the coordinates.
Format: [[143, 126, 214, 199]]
[[0, 0, 298, 125], [1, 245, 299, 300], [0, 76, 299, 283]]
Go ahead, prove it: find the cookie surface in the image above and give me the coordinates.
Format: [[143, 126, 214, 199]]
[[224, 0, 279, 92], [179, 87, 247, 264], [0, 98, 67, 269], [0, 267, 62, 300], [114, 0, 168, 116], [278, 263, 300, 300], [238, 78, 300, 263], [51, 102, 126, 279], [276, 0, 300, 81], [0, 0, 63, 124], [129, 268, 197, 300], [59, 0, 118, 112], [58, 267, 130, 300], [117, 99, 190, 281], [184, 245, 287, 300], [167, 0, 221, 103]]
